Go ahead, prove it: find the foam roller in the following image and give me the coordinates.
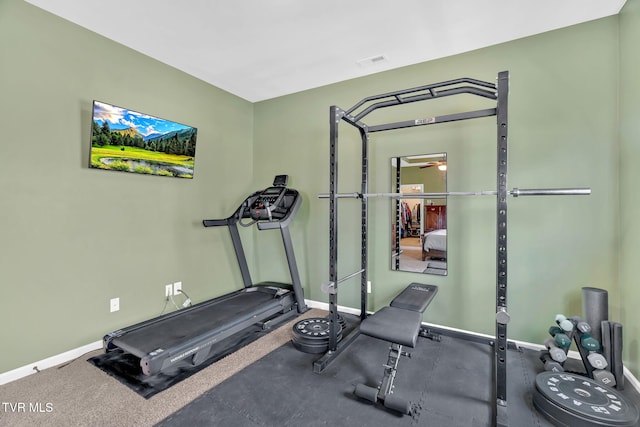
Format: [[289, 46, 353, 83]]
[[384, 393, 412, 415], [354, 384, 379, 403], [582, 287, 608, 344]]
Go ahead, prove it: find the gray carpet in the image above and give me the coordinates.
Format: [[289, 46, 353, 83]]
[[0, 309, 325, 427]]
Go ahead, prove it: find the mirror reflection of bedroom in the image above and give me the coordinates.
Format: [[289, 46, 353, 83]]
[[391, 153, 447, 275]]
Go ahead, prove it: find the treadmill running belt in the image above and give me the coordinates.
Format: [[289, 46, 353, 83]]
[[113, 291, 280, 356]]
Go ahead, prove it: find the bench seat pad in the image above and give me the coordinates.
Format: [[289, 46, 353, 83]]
[[390, 283, 438, 313], [359, 306, 422, 348]]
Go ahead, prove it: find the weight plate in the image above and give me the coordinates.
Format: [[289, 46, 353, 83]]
[[291, 331, 343, 353], [534, 372, 639, 426], [291, 317, 343, 353], [291, 339, 328, 354], [292, 317, 342, 340], [325, 314, 347, 331], [292, 329, 343, 346]]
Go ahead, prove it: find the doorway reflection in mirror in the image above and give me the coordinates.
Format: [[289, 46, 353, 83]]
[[391, 153, 447, 275]]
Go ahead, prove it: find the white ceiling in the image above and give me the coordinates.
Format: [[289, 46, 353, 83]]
[[25, 0, 626, 102]]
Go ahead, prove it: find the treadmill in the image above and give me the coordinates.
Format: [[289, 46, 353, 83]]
[[103, 175, 307, 376]]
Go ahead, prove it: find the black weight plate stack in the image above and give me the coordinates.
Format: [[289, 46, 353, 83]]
[[291, 317, 343, 354], [533, 372, 639, 426], [328, 313, 347, 331]]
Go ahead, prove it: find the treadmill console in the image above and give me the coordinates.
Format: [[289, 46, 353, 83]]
[[243, 175, 299, 222], [248, 186, 288, 220]]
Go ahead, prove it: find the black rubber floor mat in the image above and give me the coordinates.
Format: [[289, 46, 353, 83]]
[[154, 328, 640, 426], [154, 333, 542, 426]]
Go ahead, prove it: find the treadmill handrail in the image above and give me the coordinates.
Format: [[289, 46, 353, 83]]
[[202, 202, 246, 228], [203, 218, 231, 227]]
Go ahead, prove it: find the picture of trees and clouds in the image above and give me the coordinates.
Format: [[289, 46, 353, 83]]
[[90, 101, 197, 178]]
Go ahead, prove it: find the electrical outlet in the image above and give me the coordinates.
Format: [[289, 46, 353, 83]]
[[173, 281, 182, 294], [165, 284, 173, 297], [110, 297, 120, 313], [367, 281, 371, 294]]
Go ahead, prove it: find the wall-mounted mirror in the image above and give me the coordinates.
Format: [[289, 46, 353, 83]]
[[391, 153, 447, 275]]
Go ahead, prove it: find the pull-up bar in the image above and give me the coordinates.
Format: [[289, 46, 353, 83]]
[[345, 77, 498, 123]]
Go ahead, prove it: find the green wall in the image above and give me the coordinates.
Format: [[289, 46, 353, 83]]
[[2, 0, 640, 381], [401, 165, 447, 197], [0, 0, 255, 373], [254, 16, 631, 371], [619, 0, 640, 377]]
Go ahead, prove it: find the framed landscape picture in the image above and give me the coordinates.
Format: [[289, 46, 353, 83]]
[[89, 100, 198, 179]]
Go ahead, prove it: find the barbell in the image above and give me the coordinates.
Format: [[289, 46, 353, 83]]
[[318, 187, 590, 200]]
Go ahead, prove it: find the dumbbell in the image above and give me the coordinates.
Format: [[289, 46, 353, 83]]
[[571, 322, 607, 368], [576, 323, 617, 387], [587, 352, 608, 370], [548, 326, 571, 349], [544, 338, 568, 363], [592, 368, 617, 387], [566, 318, 616, 386], [570, 317, 592, 334], [554, 314, 574, 347], [578, 332, 614, 379], [555, 314, 574, 333], [579, 332, 605, 367], [577, 332, 608, 370], [576, 322, 591, 334], [580, 333, 600, 352], [539, 351, 564, 372]]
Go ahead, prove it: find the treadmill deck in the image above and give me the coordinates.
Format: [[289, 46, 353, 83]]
[[110, 288, 290, 358]]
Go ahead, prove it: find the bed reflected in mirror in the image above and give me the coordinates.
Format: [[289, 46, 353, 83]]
[[391, 153, 447, 275]]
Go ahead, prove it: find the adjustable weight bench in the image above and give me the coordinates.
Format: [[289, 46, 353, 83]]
[[354, 283, 438, 415]]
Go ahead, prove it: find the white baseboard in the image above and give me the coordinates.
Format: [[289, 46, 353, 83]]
[[3, 300, 640, 395], [306, 299, 640, 394], [624, 366, 640, 392], [0, 340, 102, 386], [305, 299, 361, 316]]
